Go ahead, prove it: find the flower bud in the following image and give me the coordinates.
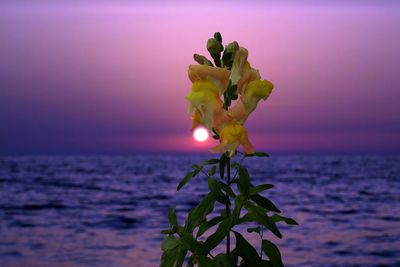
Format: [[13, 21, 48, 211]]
[[207, 38, 223, 67], [193, 54, 213, 66], [214, 32, 222, 44], [207, 38, 223, 55], [222, 41, 239, 69]]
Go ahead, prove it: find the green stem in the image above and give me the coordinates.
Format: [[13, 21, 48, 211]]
[[232, 154, 245, 181], [226, 155, 231, 254], [260, 226, 263, 258]]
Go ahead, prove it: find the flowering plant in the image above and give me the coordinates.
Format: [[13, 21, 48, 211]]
[[160, 32, 297, 267]]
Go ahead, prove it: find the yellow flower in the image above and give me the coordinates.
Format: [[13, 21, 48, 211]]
[[243, 79, 273, 112], [228, 79, 274, 124], [188, 64, 230, 95], [186, 80, 223, 130], [237, 61, 261, 95], [210, 123, 254, 157]]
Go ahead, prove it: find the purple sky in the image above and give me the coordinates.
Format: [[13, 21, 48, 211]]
[[0, 1, 399, 154]]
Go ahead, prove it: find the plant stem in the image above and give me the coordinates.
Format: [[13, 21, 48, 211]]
[[260, 226, 263, 258], [226, 155, 231, 254], [231, 154, 245, 181]]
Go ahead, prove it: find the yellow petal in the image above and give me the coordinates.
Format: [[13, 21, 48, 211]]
[[185, 80, 223, 130], [226, 79, 273, 125], [191, 109, 203, 130], [241, 79, 274, 114], [237, 63, 261, 95], [188, 64, 230, 95], [210, 123, 254, 156]]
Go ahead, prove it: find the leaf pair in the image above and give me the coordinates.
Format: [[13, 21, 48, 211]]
[[160, 236, 187, 267], [177, 158, 220, 191], [234, 232, 284, 267]]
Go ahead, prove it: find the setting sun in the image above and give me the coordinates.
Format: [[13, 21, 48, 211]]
[[193, 127, 209, 142]]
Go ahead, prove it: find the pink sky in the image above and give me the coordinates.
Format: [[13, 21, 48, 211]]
[[0, 1, 399, 154]]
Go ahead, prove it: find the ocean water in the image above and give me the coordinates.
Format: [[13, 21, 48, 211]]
[[0, 155, 399, 267]]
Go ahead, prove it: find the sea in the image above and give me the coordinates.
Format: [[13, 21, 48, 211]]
[[0, 155, 399, 267]]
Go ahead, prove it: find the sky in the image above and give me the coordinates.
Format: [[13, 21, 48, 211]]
[[0, 1, 399, 154]]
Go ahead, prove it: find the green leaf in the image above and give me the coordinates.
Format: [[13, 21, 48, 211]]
[[219, 154, 228, 179], [160, 236, 184, 267], [219, 181, 236, 198], [186, 193, 216, 232], [227, 84, 237, 96], [203, 158, 220, 165], [175, 248, 188, 267], [160, 250, 177, 267], [237, 212, 254, 224], [216, 195, 230, 206], [233, 231, 263, 266], [191, 164, 203, 178], [232, 195, 244, 225], [188, 254, 196, 266], [224, 82, 238, 109], [168, 206, 177, 228], [262, 260, 274, 267], [214, 253, 235, 267], [208, 178, 230, 205], [192, 164, 203, 172], [209, 165, 217, 176], [177, 171, 194, 191], [220, 209, 227, 218], [251, 194, 281, 213], [204, 217, 232, 252], [179, 232, 205, 254], [250, 184, 274, 196], [231, 162, 238, 169], [231, 248, 239, 266], [196, 216, 224, 238], [208, 178, 221, 192], [238, 166, 251, 198], [255, 152, 270, 157], [197, 255, 219, 267], [212, 128, 220, 140], [161, 229, 174, 235], [245, 151, 270, 157], [245, 202, 282, 239], [161, 235, 180, 252], [247, 226, 261, 234], [262, 240, 284, 267], [271, 214, 298, 225], [223, 91, 232, 110]]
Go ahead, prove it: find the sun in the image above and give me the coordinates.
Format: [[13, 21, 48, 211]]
[[193, 127, 209, 142]]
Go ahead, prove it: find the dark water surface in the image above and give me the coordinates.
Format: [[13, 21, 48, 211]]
[[0, 155, 399, 267]]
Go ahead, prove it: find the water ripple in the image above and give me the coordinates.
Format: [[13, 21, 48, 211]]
[[0, 155, 399, 266]]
